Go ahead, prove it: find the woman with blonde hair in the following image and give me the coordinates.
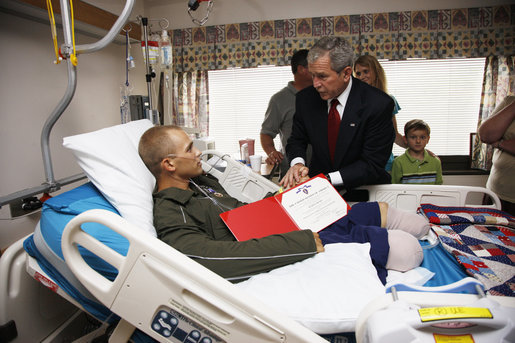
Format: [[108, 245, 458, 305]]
[[354, 55, 407, 171]]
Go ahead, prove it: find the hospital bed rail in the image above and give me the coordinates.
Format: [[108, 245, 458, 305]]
[[22, 175, 509, 343], [355, 183, 501, 213], [0, 234, 82, 343], [355, 278, 515, 342], [2, 147, 509, 342], [200, 149, 501, 211], [58, 208, 327, 342], [200, 150, 280, 203]]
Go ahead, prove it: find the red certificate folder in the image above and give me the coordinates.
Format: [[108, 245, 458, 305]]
[[220, 174, 349, 241]]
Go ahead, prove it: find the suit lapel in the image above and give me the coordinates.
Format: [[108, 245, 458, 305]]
[[309, 95, 331, 162], [319, 98, 332, 163], [334, 78, 363, 165]]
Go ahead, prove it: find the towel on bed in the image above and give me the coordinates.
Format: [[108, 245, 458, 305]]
[[420, 204, 515, 296]]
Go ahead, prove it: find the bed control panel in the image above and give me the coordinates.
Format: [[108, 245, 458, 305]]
[[151, 309, 225, 343]]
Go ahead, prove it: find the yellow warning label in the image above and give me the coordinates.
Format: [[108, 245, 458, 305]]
[[419, 306, 492, 322], [433, 333, 475, 343]]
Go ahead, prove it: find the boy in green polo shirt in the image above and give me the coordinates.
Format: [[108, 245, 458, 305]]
[[391, 119, 443, 184]]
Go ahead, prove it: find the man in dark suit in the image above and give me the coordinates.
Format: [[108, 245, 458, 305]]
[[280, 37, 395, 193]]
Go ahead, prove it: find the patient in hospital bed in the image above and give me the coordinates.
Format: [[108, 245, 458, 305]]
[[138, 125, 430, 285]]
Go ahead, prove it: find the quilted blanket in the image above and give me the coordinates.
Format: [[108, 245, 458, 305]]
[[420, 204, 515, 297]]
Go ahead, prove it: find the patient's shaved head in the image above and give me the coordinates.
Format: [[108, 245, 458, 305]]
[[139, 125, 183, 179]]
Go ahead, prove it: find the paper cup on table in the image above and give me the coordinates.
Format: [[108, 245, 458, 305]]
[[249, 155, 262, 172]]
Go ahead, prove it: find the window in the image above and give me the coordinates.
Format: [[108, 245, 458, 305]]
[[381, 58, 485, 156], [208, 58, 485, 159], [208, 66, 292, 158]]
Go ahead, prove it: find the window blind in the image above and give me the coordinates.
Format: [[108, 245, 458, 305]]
[[208, 66, 292, 158], [208, 58, 486, 158], [381, 58, 485, 156]]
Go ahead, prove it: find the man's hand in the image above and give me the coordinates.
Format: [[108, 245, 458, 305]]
[[313, 232, 324, 253], [279, 163, 309, 188], [265, 150, 284, 165], [261, 134, 284, 165]]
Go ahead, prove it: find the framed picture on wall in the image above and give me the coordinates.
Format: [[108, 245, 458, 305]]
[[469, 132, 477, 158], [470, 132, 492, 170]]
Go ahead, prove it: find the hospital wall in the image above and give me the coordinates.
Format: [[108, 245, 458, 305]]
[[0, 6, 147, 250], [146, 0, 511, 29], [0, 0, 499, 250], [147, 0, 491, 195]]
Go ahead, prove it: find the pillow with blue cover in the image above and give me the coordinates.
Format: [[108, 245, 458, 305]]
[[40, 182, 129, 279]]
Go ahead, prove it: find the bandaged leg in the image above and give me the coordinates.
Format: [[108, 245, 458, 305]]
[[385, 230, 423, 272], [385, 205, 430, 239]]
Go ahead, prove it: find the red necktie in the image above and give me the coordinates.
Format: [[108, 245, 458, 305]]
[[328, 99, 340, 162]]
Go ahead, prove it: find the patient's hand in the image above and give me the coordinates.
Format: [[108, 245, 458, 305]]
[[313, 232, 324, 253]]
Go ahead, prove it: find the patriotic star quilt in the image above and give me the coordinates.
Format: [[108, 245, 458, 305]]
[[420, 204, 515, 296]]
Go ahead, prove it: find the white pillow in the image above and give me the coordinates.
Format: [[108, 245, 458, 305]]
[[236, 243, 385, 334], [63, 119, 156, 236]]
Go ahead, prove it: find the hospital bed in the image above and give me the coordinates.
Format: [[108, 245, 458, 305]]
[[1, 120, 514, 343]]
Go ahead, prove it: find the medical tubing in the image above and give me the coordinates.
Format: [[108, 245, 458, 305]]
[[125, 30, 130, 86], [120, 30, 131, 123], [69, 0, 78, 66], [46, 0, 60, 64], [189, 178, 234, 212], [166, 72, 173, 125]]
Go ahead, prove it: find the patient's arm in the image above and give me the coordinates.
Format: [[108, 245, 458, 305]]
[[159, 224, 317, 282], [478, 100, 515, 144], [154, 197, 318, 282], [492, 137, 515, 156]]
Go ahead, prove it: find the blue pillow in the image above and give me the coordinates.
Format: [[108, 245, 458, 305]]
[[40, 182, 129, 279]]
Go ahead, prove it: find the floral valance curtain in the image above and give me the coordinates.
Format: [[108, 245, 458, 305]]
[[171, 5, 515, 72], [171, 71, 209, 136]]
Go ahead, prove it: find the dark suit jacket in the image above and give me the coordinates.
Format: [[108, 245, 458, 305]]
[[286, 77, 395, 189]]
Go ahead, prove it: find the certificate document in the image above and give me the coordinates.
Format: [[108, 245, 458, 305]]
[[220, 174, 349, 241], [280, 176, 348, 232]]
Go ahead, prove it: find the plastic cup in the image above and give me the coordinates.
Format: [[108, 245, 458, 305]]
[[249, 155, 262, 172]]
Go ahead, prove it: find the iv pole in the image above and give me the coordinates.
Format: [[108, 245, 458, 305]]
[[138, 16, 166, 125], [140, 17, 155, 120]]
